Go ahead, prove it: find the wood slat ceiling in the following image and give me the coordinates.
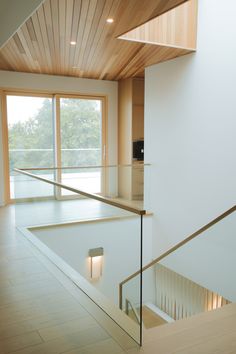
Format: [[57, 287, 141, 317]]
[[119, 0, 198, 50], [0, 0, 194, 81]]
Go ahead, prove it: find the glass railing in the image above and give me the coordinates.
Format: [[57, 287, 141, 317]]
[[14, 164, 150, 214], [120, 206, 235, 330], [14, 164, 151, 346], [9, 148, 102, 199]]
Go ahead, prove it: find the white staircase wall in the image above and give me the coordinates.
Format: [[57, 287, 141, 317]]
[[0, 96, 4, 206], [160, 211, 236, 302], [145, 0, 236, 298], [32, 216, 154, 306]]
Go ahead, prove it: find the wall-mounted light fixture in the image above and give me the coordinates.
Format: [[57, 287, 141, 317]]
[[88, 247, 104, 279]]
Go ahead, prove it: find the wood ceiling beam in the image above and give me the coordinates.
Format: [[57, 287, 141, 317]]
[[119, 0, 198, 50], [113, 0, 189, 37]]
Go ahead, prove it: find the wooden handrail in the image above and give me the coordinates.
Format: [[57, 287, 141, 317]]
[[119, 205, 236, 308], [14, 168, 146, 216], [15, 163, 150, 171]]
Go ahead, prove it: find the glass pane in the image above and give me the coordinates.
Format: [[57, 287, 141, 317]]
[[7, 95, 54, 199], [60, 167, 101, 196], [19, 164, 150, 214], [14, 170, 143, 345], [57, 164, 149, 214], [60, 98, 102, 196]]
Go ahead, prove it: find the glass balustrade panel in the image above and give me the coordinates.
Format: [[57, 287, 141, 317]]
[[14, 170, 144, 345]]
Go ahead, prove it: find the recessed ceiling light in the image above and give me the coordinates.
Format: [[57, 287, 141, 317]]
[[106, 18, 114, 23], [70, 41, 76, 45]]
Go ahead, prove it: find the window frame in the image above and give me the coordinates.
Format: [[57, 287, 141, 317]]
[[1, 90, 108, 203]]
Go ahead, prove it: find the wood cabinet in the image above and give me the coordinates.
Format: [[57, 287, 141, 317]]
[[118, 78, 144, 200]]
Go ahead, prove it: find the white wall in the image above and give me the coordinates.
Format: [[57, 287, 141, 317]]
[[0, 0, 43, 49], [145, 0, 236, 256], [161, 211, 236, 302], [32, 216, 155, 306], [0, 70, 118, 205], [0, 96, 4, 206]]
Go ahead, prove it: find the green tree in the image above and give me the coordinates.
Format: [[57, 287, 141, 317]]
[[9, 98, 102, 170]]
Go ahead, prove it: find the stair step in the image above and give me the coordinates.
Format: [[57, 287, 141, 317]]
[[142, 306, 167, 329]]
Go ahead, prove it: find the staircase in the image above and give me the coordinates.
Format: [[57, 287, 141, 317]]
[[120, 205, 236, 350]]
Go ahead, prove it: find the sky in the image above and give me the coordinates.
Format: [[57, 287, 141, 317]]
[[7, 96, 47, 125]]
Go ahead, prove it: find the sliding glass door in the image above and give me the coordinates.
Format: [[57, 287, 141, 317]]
[[59, 97, 103, 196], [5, 93, 106, 201], [6, 94, 54, 199]]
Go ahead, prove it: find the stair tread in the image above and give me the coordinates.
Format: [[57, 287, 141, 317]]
[[142, 306, 167, 329]]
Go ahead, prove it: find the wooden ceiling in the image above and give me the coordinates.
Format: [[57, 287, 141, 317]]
[[119, 0, 197, 50], [0, 0, 196, 81]]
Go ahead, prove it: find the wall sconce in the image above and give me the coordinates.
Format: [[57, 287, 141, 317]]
[[88, 247, 104, 279]]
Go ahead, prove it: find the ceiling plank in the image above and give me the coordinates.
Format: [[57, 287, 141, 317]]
[[50, 0, 61, 73], [72, 0, 90, 71], [58, 0, 66, 74], [76, 0, 98, 74], [37, 4, 53, 70], [31, 12, 49, 74], [69, 0, 82, 70], [80, 0, 106, 74], [84, 0, 121, 76], [64, 0, 75, 74]]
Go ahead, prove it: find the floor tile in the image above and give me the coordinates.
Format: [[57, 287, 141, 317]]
[[63, 338, 125, 354]]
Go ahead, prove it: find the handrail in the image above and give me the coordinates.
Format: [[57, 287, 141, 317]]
[[14, 168, 146, 216], [119, 205, 236, 308], [9, 148, 100, 151], [14, 163, 149, 171]]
